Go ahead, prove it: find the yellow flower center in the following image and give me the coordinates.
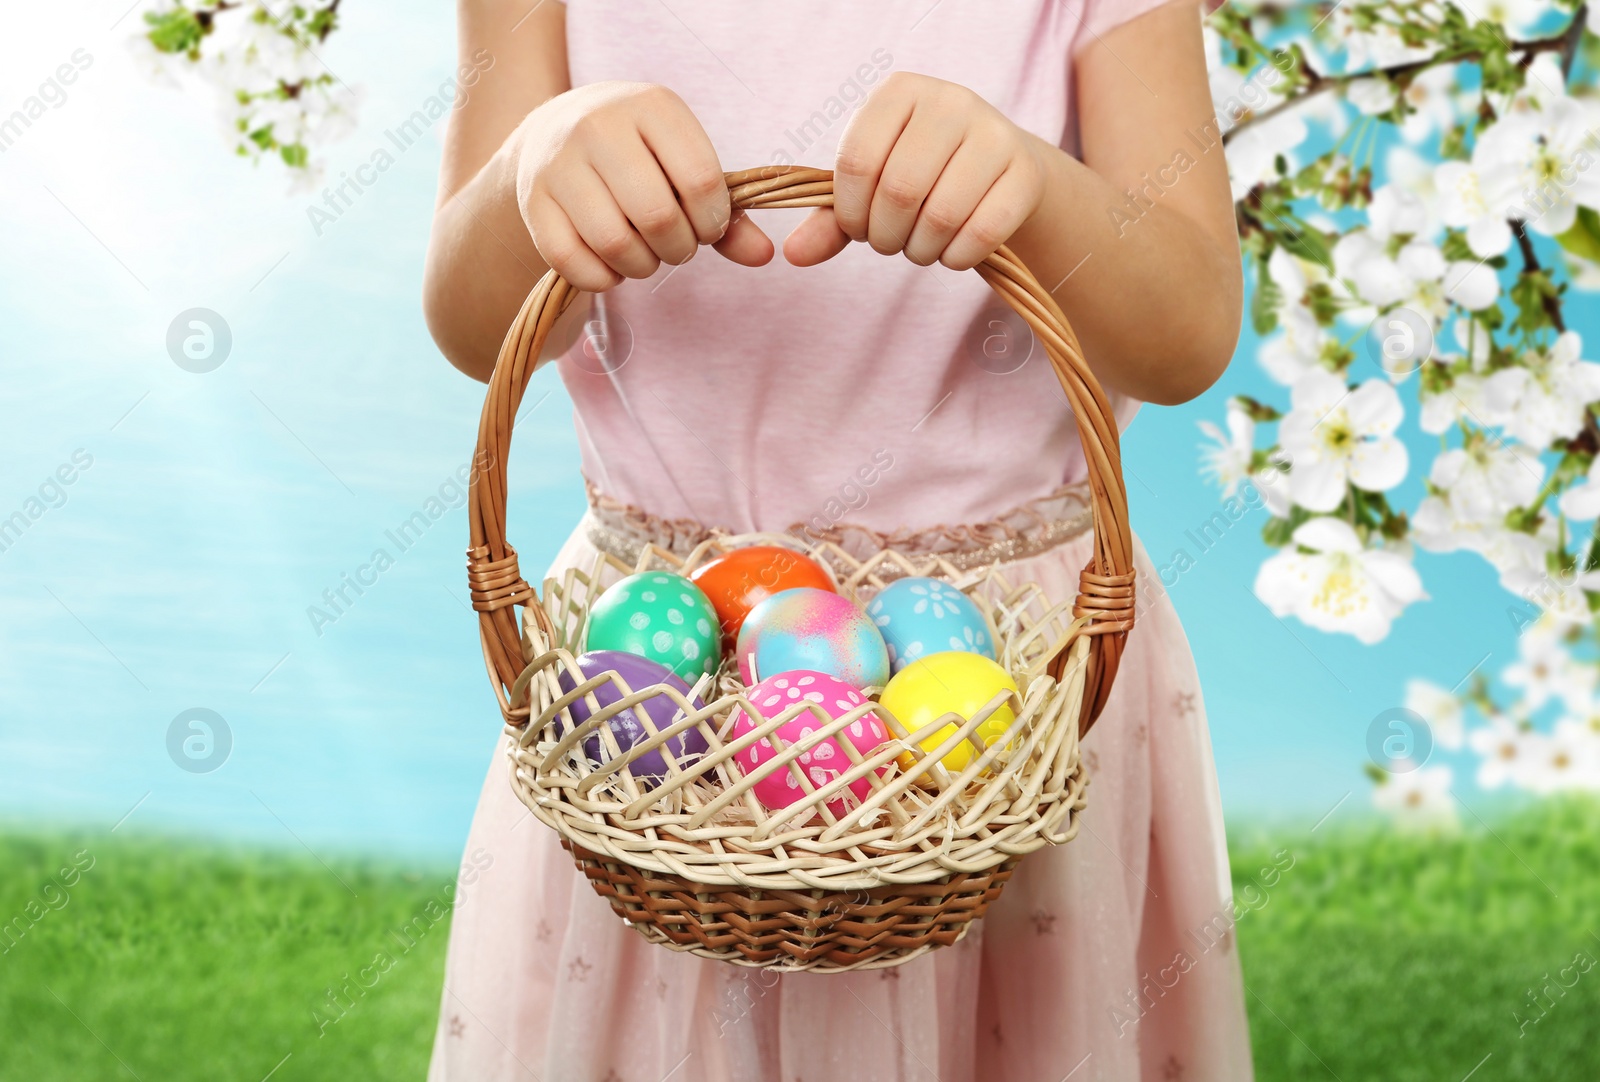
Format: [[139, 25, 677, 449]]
[[1319, 412, 1355, 455], [1311, 556, 1365, 618]]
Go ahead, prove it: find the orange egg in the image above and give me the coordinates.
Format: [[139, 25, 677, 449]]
[[689, 546, 836, 643]]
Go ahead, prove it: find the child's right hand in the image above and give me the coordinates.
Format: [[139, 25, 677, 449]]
[[512, 82, 774, 292]]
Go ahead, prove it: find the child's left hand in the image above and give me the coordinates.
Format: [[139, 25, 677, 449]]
[[783, 72, 1046, 272]]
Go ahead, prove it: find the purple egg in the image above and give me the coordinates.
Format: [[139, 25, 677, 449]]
[[556, 650, 708, 787]]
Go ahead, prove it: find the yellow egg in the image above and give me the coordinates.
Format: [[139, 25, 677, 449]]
[[879, 651, 1019, 773]]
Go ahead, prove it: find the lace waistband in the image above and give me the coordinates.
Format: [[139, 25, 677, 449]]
[[583, 479, 1095, 573]]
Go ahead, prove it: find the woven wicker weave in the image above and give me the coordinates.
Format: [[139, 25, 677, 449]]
[[466, 167, 1135, 971]]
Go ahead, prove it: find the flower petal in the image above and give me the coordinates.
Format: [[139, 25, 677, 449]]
[[1349, 436, 1410, 491]]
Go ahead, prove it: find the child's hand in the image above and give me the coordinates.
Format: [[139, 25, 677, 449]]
[[785, 73, 1046, 272], [512, 82, 773, 292]]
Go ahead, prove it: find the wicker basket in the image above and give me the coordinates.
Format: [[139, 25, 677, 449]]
[[466, 166, 1135, 972]]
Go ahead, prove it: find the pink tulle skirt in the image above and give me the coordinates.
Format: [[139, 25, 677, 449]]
[[428, 495, 1253, 1081]]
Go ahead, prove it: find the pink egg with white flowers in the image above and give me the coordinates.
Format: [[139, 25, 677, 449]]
[[729, 670, 890, 819]]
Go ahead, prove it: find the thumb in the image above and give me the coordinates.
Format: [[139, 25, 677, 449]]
[[782, 207, 851, 268], [712, 210, 775, 268]]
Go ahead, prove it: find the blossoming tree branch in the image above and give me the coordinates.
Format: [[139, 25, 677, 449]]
[[134, 1, 353, 185], [1198, 0, 1600, 820]]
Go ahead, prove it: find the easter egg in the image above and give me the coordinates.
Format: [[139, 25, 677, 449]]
[[729, 670, 889, 817], [879, 652, 1019, 773], [556, 651, 708, 787], [865, 576, 995, 674], [736, 587, 890, 689], [689, 545, 836, 642], [585, 571, 720, 682]]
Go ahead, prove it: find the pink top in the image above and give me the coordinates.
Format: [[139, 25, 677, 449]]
[[558, 0, 1167, 534]]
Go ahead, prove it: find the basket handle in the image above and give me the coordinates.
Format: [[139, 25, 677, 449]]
[[467, 166, 1135, 736]]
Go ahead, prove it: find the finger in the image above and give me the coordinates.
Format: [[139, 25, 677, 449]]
[[593, 136, 699, 266], [528, 199, 622, 293], [833, 82, 915, 242], [903, 138, 1008, 267], [941, 162, 1035, 271], [781, 207, 850, 268], [866, 108, 966, 257], [714, 210, 776, 267], [557, 166, 661, 280], [638, 100, 734, 245]]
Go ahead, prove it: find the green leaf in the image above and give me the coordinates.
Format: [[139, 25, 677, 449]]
[[1262, 515, 1296, 548], [144, 9, 205, 55], [279, 143, 310, 169], [1252, 254, 1282, 335], [1276, 222, 1334, 270], [1556, 207, 1600, 264], [1510, 271, 1558, 334]]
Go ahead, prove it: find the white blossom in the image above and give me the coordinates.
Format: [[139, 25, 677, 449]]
[[1198, 402, 1256, 497], [1468, 717, 1537, 789], [1279, 371, 1408, 512], [1483, 332, 1600, 447], [1479, 0, 1558, 38], [1347, 76, 1399, 116], [1403, 679, 1465, 749], [1503, 619, 1596, 713], [1438, 96, 1600, 254], [1516, 720, 1600, 793], [1397, 67, 1458, 145], [1260, 305, 1334, 386], [1255, 518, 1425, 643], [1418, 369, 1491, 435], [1372, 764, 1458, 829]]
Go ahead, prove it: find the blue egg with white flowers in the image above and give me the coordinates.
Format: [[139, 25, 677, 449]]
[[865, 577, 995, 674]]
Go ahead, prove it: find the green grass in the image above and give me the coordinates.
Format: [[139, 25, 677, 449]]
[[1233, 798, 1600, 1081], [0, 833, 455, 1081], [2, 802, 1597, 1080]]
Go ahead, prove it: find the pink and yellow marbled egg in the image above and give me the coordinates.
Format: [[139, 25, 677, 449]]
[[735, 587, 890, 688]]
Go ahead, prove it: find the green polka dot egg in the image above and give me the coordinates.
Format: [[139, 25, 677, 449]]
[[584, 572, 721, 682]]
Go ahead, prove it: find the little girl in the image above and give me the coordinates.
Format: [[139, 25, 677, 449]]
[[424, 1, 1250, 1079]]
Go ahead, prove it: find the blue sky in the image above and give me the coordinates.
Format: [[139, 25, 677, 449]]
[[0, 1, 1570, 861]]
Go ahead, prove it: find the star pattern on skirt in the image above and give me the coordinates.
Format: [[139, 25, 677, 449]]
[[1030, 909, 1057, 935], [1173, 690, 1197, 717], [880, 966, 900, 981], [447, 1014, 465, 1039], [655, 977, 669, 1000], [601, 1070, 624, 1082], [1084, 747, 1100, 773], [535, 919, 552, 942], [568, 955, 593, 982], [1133, 722, 1148, 747], [1163, 1053, 1185, 1080]]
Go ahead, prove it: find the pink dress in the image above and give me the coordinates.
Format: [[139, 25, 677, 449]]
[[430, 2, 1253, 1079]]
